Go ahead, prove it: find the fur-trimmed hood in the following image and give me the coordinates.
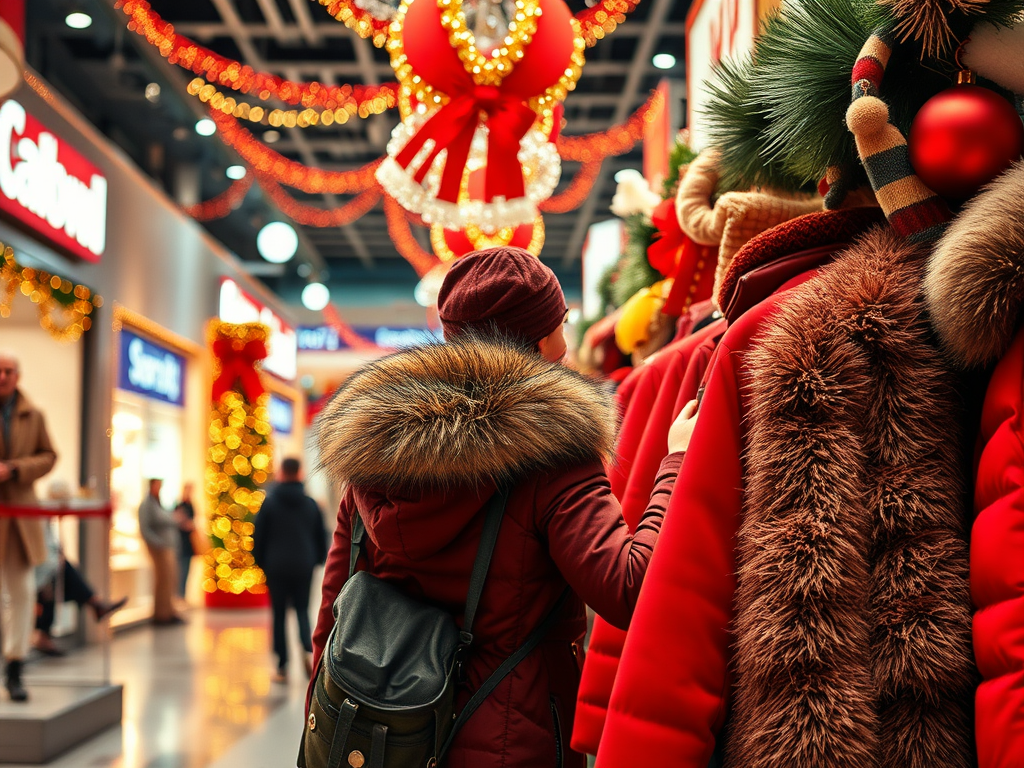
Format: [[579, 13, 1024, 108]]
[[925, 160, 1024, 368], [316, 336, 617, 493]]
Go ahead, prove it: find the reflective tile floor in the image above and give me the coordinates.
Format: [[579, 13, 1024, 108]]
[[5, 606, 314, 768]]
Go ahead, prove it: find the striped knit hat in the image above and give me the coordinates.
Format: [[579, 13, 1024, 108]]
[[842, 31, 952, 242]]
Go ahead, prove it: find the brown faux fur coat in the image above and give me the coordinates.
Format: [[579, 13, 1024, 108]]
[[729, 226, 976, 768]]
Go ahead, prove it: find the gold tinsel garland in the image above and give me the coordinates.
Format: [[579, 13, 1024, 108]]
[[0, 245, 103, 343], [203, 321, 273, 599]]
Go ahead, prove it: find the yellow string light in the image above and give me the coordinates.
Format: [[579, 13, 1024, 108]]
[[0, 246, 102, 343]]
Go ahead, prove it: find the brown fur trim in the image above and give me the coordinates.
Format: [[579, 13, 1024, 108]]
[[729, 227, 975, 768], [925, 161, 1024, 368], [315, 336, 617, 491]]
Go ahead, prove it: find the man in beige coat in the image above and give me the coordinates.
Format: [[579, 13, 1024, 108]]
[[0, 350, 57, 702]]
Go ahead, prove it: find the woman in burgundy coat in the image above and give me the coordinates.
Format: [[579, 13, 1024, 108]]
[[309, 246, 692, 768]]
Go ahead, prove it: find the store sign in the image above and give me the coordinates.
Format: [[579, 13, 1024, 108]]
[[218, 278, 298, 381], [686, 0, 762, 150], [268, 393, 294, 435], [118, 330, 186, 406], [0, 100, 107, 263], [298, 325, 443, 352]]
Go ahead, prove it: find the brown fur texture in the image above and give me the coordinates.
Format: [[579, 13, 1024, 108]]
[[728, 227, 975, 768], [925, 160, 1024, 368], [315, 335, 617, 492]]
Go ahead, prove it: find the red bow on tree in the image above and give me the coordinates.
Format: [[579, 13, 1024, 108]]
[[212, 338, 268, 403], [648, 198, 718, 315]]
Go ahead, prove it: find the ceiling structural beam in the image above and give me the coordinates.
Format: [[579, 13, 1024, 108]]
[[254, 0, 291, 39], [562, 0, 677, 268], [208, 0, 266, 64], [289, 0, 325, 47]]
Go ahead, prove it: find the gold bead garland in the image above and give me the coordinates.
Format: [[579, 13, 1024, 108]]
[[438, 0, 542, 86], [186, 78, 396, 127], [202, 321, 273, 599], [0, 245, 103, 343]]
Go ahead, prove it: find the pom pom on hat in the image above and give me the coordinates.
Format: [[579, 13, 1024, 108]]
[[438, 247, 567, 345]]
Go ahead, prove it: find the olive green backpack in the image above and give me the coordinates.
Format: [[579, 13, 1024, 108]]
[[299, 489, 570, 768]]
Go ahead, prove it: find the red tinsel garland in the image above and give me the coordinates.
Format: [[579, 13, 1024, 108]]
[[209, 109, 381, 194], [384, 194, 443, 277], [539, 160, 602, 213], [116, 0, 398, 111], [254, 174, 382, 227], [575, 0, 643, 46], [183, 175, 254, 221], [557, 90, 663, 162]]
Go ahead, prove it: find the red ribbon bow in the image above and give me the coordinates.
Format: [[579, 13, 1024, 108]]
[[396, 84, 538, 204], [212, 338, 269, 403], [648, 198, 718, 315]]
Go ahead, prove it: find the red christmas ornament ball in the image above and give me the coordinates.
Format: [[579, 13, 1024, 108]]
[[909, 85, 1024, 200]]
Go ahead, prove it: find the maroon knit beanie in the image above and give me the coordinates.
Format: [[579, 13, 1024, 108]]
[[438, 247, 567, 345]]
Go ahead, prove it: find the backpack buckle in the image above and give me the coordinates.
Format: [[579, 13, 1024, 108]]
[[454, 646, 468, 685]]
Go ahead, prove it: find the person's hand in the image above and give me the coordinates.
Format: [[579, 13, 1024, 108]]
[[0, 462, 11, 483], [667, 399, 699, 454]]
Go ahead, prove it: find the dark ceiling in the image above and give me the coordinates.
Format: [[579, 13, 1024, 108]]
[[25, 0, 688, 305]]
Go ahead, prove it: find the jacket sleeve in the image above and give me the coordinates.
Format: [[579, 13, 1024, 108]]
[[972, 345, 1024, 768], [308, 490, 356, 714], [537, 452, 683, 631], [608, 365, 665, 499], [8, 411, 57, 483], [597, 342, 743, 768]]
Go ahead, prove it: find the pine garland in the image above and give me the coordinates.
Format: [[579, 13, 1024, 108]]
[[662, 140, 699, 198], [705, 0, 951, 191], [612, 214, 661, 307]]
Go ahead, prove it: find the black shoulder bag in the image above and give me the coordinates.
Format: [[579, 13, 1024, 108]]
[[299, 489, 571, 768]]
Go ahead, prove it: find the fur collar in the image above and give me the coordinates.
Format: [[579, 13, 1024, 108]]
[[316, 336, 617, 491], [732, 226, 975, 768], [925, 161, 1024, 368]]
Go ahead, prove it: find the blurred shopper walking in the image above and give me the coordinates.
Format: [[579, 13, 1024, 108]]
[[137, 478, 185, 625], [0, 350, 57, 702], [252, 457, 327, 682], [174, 482, 197, 599], [34, 554, 127, 656]]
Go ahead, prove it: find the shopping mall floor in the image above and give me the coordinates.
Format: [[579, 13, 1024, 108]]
[[4, 599, 317, 768]]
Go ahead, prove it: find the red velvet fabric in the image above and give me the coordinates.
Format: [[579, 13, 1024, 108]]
[[311, 454, 683, 768], [973, 327, 1024, 768]]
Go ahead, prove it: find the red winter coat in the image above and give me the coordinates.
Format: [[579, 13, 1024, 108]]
[[572, 319, 724, 754], [924, 162, 1024, 768], [310, 338, 683, 768]]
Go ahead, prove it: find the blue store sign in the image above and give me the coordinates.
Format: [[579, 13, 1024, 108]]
[[118, 330, 186, 406], [298, 325, 443, 352], [269, 393, 294, 435]]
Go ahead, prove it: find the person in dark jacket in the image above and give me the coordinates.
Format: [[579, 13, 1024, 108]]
[[310, 247, 696, 768], [252, 457, 328, 682]]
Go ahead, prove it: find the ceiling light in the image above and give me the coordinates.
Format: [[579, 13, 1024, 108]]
[[263, 130, 281, 144], [145, 83, 161, 103], [296, 263, 312, 277], [301, 282, 331, 311], [65, 12, 93, 29], [195, 118, 216, 137], [172, 126, 189, 141], [257, 222, 298, 263], [226, 165, 247, 180], [614, 169, 640, 183], [652, 53, 677, 70]]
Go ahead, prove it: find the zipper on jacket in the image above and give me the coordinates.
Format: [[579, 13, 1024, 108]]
[[550, 697, 563, 768]]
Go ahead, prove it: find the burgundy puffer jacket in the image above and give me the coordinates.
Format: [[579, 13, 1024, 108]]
[[310, 337, 681, 768]]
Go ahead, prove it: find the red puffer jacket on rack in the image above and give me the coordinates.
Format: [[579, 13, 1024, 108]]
[[924, 162, 1024, 768], [572, 319, 724, 754]]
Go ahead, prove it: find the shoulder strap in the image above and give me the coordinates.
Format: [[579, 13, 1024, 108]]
[[348, 510, 366, 580], [439, 586, 573, 761], [460, 488, 508, 644]]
